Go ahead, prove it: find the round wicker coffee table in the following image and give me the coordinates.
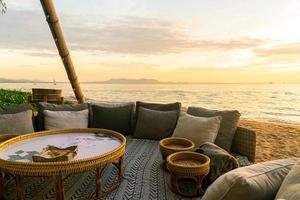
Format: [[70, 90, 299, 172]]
[[0, 128, 126, 200], [159, 137, 195, 169], [167, 151, 210, 197]]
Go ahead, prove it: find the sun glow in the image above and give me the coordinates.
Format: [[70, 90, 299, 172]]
[[0, 0, 300, 83]]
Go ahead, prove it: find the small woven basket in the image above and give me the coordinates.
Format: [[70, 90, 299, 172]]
[[167, 151, 210, 177], [159, 137, 195, 159]]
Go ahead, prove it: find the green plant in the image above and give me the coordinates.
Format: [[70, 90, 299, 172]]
[[0, 89, 31, 106]]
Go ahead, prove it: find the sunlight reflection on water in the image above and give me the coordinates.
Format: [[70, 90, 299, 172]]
[[1, 83, 300, 124]]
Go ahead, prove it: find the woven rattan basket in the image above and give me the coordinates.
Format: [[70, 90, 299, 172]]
[[159, 137, 195, 159], [167, 151, 210, 177]]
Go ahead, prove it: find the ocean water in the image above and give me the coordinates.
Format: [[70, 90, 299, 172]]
[[1, 83, 300, 125]]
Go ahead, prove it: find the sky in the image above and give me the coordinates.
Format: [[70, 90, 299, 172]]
[[1, 0, 300, 83]]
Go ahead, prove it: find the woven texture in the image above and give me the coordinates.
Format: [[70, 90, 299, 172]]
[[4, 137, 251, 200], [231, 127, 256, 163]]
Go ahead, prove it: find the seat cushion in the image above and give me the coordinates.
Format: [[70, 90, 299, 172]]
[[89, 102, 134, 135], [173, 112, 221, 147], [0, 110, 34, 134], [134, 107, 178, 140], [36, 102, 88, 131], [43, 109, 89, 130], [187, 107, 241, 152], [202, 158, 298, 200], [275, 159, 300, 200]]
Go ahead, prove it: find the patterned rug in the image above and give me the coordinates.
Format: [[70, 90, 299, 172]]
[[4, 137, 250, 200]]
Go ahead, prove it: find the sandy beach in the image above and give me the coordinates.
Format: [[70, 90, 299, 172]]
[[239, 119, 300, 163]]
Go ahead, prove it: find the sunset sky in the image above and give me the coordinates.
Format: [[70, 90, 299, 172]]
[[1, 0, 300, 83]]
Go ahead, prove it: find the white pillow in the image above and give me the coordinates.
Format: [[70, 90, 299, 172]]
[[275, 159, 300, 200], [43, 109, 89, 130], [202, 158, 298, 200], [172, 112, 221, 147]]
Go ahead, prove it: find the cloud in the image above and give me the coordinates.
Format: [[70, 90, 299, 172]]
[[254, 42, 300, 57], [87, 61, 158, 71], [0, 9, 270, 55]]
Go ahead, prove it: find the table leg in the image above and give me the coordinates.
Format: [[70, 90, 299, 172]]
[[55, 175, 65, 200], [0, 169, 4, 199], [95, 167, 103, 197], [118, 156, 124, 179], [15, 175, 24, 200]]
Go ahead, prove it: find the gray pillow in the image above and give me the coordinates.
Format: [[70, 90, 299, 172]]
[[202, 158, 298, 200], [89, 102, 134, 135], [187, 107, 241, 151], [275, 159, 300, 200], [134, 107, 178, 140], [0, 110, 34, 135], [36, 102, 88, 131], [197, 142, 239, 182], [135, 101, 181, 131]]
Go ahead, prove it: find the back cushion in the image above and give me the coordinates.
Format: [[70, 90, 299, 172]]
[[134, 107, 178, 140], [43, 109, 89, 130], [0, 104, 34, 134], [187, 107, 241, 151], [173, 112, 222, 147], [135, 101, 181, 130], [36, 102, 88, 131], [0, 110, 34, 135], [90, 102, 134, 136], [0, 103, 32, 114]]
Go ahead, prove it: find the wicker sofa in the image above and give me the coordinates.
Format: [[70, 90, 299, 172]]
[[0, 102, 257, 200]]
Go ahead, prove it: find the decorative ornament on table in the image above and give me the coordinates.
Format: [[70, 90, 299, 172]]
[[32, 145, 78, 162]]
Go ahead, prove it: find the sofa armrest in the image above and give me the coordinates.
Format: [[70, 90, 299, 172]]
[[231, 127, 256, 163], [0, 134, 19, 143]]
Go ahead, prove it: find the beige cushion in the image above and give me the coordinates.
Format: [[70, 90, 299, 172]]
[[172, 113, 221, 147], [187, 107, 241, 151], [202, 159, 298, 200], [275, 159, 300, 200], [0, 110, 34, 134], [43, 109, 89, 130]]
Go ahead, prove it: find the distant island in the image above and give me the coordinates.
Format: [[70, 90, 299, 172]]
[[0, 78, 49, 83], [0, 78, 185, 84], [0, 78, 289, 84], [82, 78, 184, 84]]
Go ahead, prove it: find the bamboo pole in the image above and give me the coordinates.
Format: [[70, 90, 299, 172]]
[[40, 0, 85, 104]]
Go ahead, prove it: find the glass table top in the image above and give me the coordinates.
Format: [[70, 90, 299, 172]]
[[0, 132, 122, 163]]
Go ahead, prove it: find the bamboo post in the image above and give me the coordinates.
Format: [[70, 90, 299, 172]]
[[40, 0, 85, 103]]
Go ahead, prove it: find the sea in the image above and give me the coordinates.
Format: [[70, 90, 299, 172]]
[[1, 83, 300, 125]]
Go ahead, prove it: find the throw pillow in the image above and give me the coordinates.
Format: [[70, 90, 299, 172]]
[[134, 107, 178, 140], [89, 102, 134, 135], [0, 110, 34, 134], [202, 158, 298, 200], [275, 159, 300, 200], [135, 101, 181, 131], [196, 142, 239, 182], [187, 106, 241, 151], [172, 113, 221, 147], [36, 102, 88, 131], [43, 109, 89, 130]]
